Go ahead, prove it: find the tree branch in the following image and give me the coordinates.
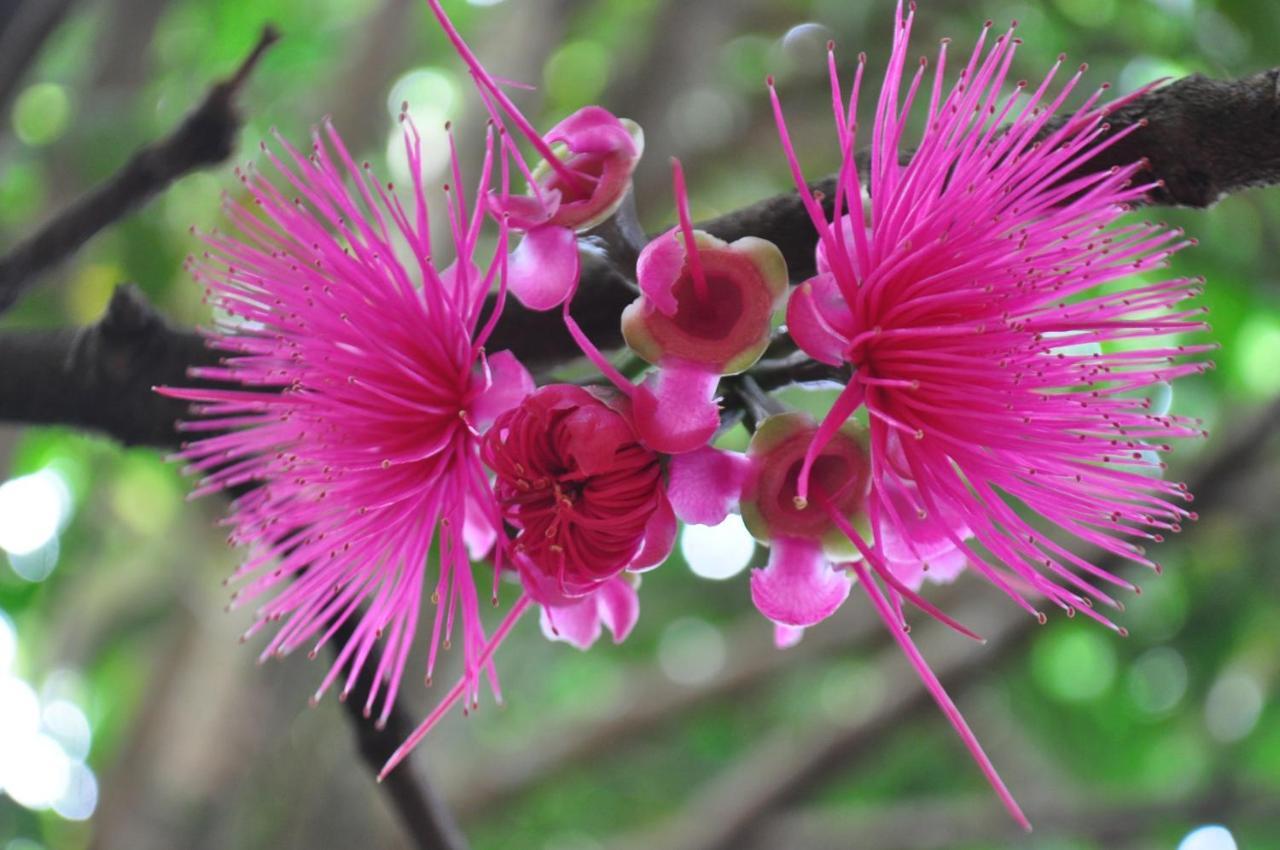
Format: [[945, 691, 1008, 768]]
[[499, 67, 1280, 369], [0, 24, 280, 315], [5, 69, 1280, 426], [0, 284, 215, 446], [333, 616, 470, 850]]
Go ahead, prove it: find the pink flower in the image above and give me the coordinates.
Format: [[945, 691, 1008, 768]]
[[669, 413, 965, 631], [160, 117, 531, 727], [382, 383, 674, 777], [426, 0, 643, 312], [540, 575, 641, 651], [759, 2, 1214, 828], [622, 160, 789, 453], [482, 384, 675, 598]]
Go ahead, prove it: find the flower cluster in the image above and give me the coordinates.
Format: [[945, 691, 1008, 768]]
[[166, 0, 1212, 827]]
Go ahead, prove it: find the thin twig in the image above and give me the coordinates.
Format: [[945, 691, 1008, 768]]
[[0, 24, 280, 315], [331, 617, 470, 850]]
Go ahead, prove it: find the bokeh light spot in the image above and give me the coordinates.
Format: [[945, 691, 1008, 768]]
[[52, 762, 97, 821], [386, 68, 459, 182], [0, 469, 72, 557], [1204, 670, 1264, 742], [1179, 825, 1238, 850], [681, 514, 755, 581], [12, 83, 70, 147], [1127, 647, 1187, 716], [109, 458, 180, 535], [544, 41, 610, 107], [1234, 315, 1280, 396], [0, 612, 15, 675], [658, 618, 726, 686], [1, 733, 70, 809], [42, 700, 92, 762], [1032, 627, 1117, 703]]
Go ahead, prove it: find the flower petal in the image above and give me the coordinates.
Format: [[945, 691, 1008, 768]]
[[469, 350, 534, 430], [635, 230, 684, 316], [668, 445, 752, 525], [539, 596, 602, 650], [546, 106, 641, 157], [877, 474, 972, 590], [488, 189, 560, 230], [631, 492, 676, 570], [633, 359, 720, 455], [596, 577, 640, 644], [815, 212, 869, 277], [462, 498, 498, 561], [509, 224, 579, 311], [787, 273, 851, 366], [908, 546, 969, 588], [774, 623, 805, 649], [750, 536, 851, 627]]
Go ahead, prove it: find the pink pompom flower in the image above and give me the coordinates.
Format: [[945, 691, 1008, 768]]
[[161, 116, 532, 728], [426, 0, 643, 312], [771, 5, 1208, 620], [623, 160, 789, 453], [740, 0, 1210, 828]]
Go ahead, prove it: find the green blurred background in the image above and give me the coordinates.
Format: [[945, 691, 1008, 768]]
[[1, 0, 1278, 848]]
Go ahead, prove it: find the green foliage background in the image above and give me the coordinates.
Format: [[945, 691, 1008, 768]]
[[1, 0, 1278, 848]]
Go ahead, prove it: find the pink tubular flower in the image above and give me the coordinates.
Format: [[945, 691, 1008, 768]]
[[761, 1, 1214, 828], [382, 383, 674, 777], [426, 0, 643, 312], [160, 116, 531, 727], [623, 160, 789, 453]]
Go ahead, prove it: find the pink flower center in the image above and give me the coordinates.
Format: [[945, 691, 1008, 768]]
[[543, 151, 626, 230], [754, 431, 869, 540], [483, 389, 663, 593], [543, 151, 606, 205], [670, 272, 744, 340], [641, 250, 776, 367]]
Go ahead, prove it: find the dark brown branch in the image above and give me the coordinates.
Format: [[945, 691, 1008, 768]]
[[499, 68, 1280, 369], [0, 24, 280, 315], [332, 616, 470, 850], [0, 284, 215, 446]]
